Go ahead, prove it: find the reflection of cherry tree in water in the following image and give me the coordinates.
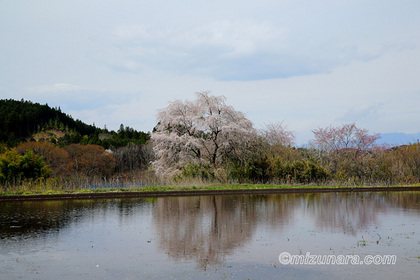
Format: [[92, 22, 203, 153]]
[[153, 195, 267, 269]]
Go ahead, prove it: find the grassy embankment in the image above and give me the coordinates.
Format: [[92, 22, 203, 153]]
[[1, 181, 420, 196]]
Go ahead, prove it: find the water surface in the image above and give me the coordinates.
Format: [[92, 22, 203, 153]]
[[1, 192, 419, 279]]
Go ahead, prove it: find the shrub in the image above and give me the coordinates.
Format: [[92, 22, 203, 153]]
[[269, 158, 329, 184], [175, 163, 216, 181], [0, 149, 51, 184]]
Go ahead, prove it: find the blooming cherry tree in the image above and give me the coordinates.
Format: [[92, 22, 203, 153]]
[[151, 92, 256, 178], [312, 123, 380, 153]]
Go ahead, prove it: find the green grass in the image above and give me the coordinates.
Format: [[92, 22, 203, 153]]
[[1, 183, 416, 196]]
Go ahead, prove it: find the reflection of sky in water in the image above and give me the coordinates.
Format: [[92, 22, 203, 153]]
[[0, 192, 419, 280]]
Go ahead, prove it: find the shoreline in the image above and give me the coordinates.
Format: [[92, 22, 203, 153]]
[[1, 186, 420, 201]]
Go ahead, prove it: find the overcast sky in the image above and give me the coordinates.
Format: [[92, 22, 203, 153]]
[[1, 0, 419, 144]]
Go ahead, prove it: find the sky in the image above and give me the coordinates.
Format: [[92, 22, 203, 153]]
[[1, 0, 419, 144]]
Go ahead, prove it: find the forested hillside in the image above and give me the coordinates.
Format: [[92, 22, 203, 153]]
[[0, 99, 153, 186], [0, 99, 149, 148]]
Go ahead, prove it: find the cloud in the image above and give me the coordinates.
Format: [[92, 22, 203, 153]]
[[103, 17, 389, 80], [25, 83, 82, 93], [105, 20, 286, 77], [68, 96, 159, 133], [23, 83, 140, 112], [91, 0, 420, 81], [339, 103, 384, 123]]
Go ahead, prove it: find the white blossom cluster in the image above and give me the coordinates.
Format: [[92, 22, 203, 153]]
[[151, 92, 256, 178]]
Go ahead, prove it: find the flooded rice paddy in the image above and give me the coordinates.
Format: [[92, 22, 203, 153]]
[[1, 191, 419, 279]]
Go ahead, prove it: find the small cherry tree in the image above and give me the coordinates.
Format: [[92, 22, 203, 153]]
[[311, 123, 383, 183], [151, 92, 256, 178], [312, 123, 380, 153]]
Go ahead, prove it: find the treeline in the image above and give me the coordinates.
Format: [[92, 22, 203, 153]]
[[2, 136, 420, 187], [56, 124, 150, 149], [174, 136, 420, 186], [0, 99, 149, 149], [0, 141, 153, 185], [227, 142, 420, 185], [152, 93, 420, 186], [1, 96, 420, 188]]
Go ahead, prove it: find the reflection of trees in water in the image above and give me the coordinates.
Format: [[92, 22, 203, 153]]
[[0, 198, 150, 241], [0, 198, 152, 257], [154, 196, 253, 268], [303, 192, 385, 235], [383, 191, 420, 211], [1, 192, 419, 260], [0, 200, 81, 240], [153, 195, 296, 268], [259, 194, 296, 229], [283, 192, 420, 235], [153, 192, 420, 267]]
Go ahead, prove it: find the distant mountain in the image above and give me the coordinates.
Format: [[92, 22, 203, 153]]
[[377, 132, 420, 147]]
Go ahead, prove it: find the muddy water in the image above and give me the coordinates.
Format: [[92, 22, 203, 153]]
[[0, 192, 419, 279]]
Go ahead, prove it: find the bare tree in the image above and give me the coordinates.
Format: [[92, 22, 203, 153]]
[[262, 122, 295, 147], [151, 92, 256, 178], [113, 142, 153, 172]]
